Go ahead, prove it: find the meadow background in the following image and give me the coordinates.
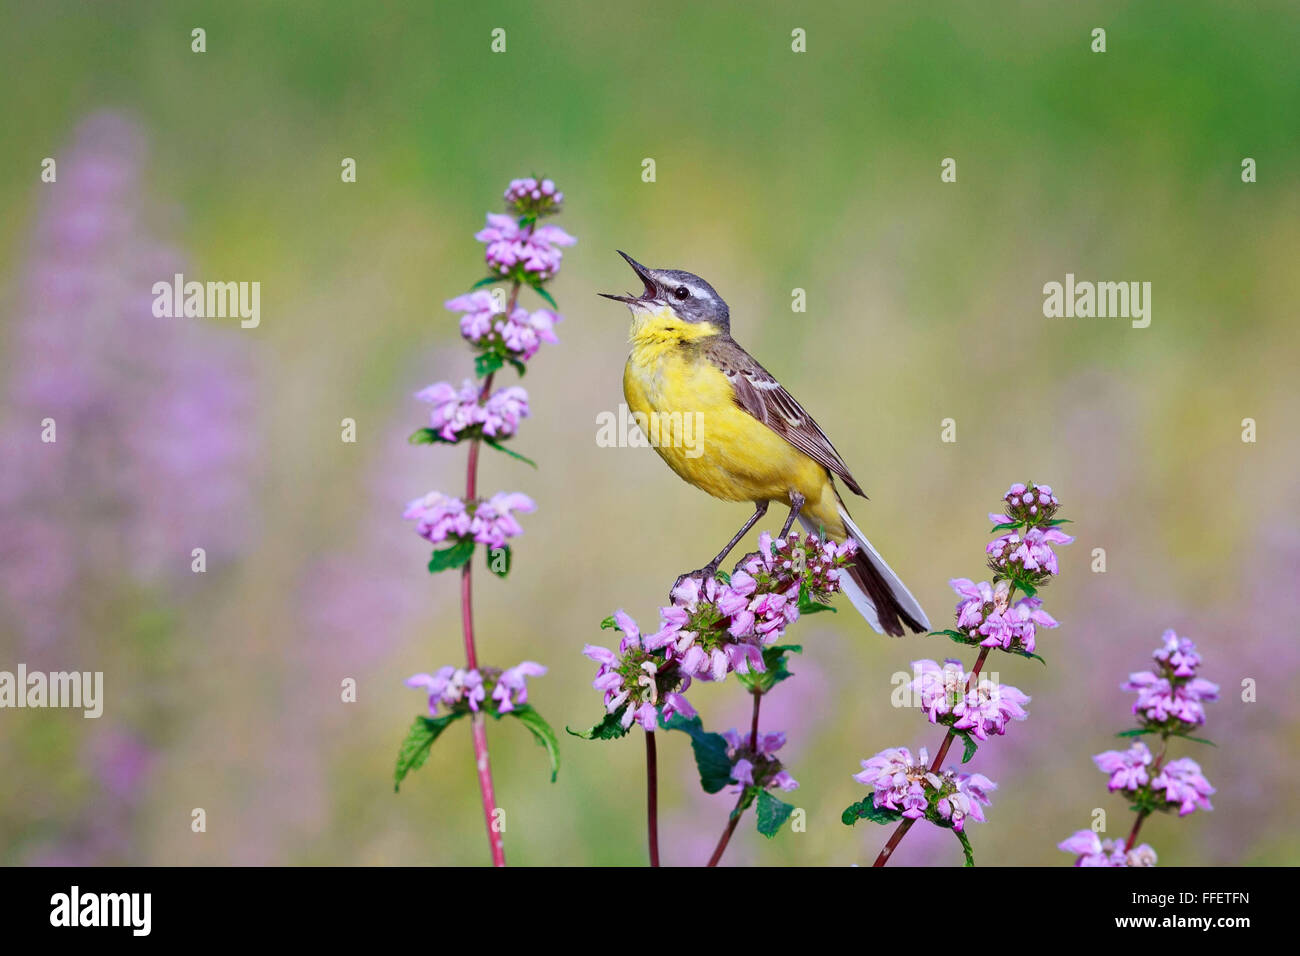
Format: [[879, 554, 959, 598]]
[[1, 0, 1297, 866]]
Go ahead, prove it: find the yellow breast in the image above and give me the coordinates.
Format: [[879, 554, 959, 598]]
[[621, 308, 830, 507]]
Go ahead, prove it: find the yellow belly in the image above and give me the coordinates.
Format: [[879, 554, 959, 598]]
[[622, 333, 836, 523]]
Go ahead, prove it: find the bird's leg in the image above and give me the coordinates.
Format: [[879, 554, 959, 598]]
[[779, 491, 806, 539], [705, 500, 769, 569], [672, 501, 769, 597]]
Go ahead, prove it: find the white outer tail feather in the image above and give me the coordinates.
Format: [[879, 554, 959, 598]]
[[801, 505, 930, 635]]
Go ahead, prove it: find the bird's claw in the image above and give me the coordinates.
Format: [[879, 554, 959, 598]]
[[671, 564, 719, 601]]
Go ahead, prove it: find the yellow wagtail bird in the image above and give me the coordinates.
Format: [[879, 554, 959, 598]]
[[600, 251, 929, 636]]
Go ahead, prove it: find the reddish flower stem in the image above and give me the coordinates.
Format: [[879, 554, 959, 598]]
[[469, 713, 505, 864], [706, 690, 764, 867], [458, 276, 520, 868], [872, 636, 997, 867], [1122, 809, 1150, 854], [461, 370, 504, 866], [1123, 736, 1169, 852], [706, 795, 746, 867], [646, 732, 661, 867]]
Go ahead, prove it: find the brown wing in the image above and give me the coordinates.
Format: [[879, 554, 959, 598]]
[[705, 336, 866, 497]]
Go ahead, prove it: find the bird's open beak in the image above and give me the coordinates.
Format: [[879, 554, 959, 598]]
[[599, 251, 659, 304]]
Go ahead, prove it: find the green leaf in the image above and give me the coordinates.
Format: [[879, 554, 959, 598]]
[[470, 275, 502, 289], [394, 713, 464, 792], [956, 731, 978, 764], [732, 785, 759, 818], [486, 544, 511, 578], [796, 583, 836, 615], [755, 790, 796, 838], [483, 437, 537, 468], [1009, 647, 1048, 665], [932, 628, 978, 646], [475, 351, 504, 378], [1172, 733, 1216, 747], [955, 828, 975, 866], [428, 538, 475, 573], [507, 704, 560, 782], [566, 712, 628, 741], [1045, 518, 1073, 526], [1116, 728, 1154, 738], [1127, 787, 1164, 815], [736, 644, 801, 693], [530, 284, 558, 308], [664, 713, 734, 794], [599, 615, 619, 630], [990, 521, 1020, 532], [408, 427, 440, 445], [841, 797, 903, 827], [507, 357, 527, 378]]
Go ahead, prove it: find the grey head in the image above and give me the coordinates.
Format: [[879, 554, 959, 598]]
[[599, 251, 730, 331]]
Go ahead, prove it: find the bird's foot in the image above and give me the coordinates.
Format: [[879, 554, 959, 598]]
[[671, 563, 720, 601]]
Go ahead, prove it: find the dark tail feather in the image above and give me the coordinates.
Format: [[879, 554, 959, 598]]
[[847, 547, 927, 637], [801, 501, 929, 636]]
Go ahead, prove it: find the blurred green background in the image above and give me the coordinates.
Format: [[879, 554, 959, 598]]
[[1, 0, 1298, 866]]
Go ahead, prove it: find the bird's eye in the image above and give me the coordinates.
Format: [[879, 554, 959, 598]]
[[674, 286, 689, 300]]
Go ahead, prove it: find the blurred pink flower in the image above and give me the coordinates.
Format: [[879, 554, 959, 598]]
[[1151, 757, 1215, 817], [476, 213, 576, 281], [1093, 741, 1154, 793], [416, 379, 529, 441], [1058, 830, 1157, 867], [492, 661, 547, 713], [470, 491, 535, 549], [0, 111, 256, 650], [504, 176, 564, 215], [403, 491, 471, 543]]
